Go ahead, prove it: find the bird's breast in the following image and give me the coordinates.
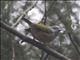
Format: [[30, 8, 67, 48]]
[[31, 29, 54, 43]]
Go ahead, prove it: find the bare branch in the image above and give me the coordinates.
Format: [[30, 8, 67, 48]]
[[0, 21, 72, 60], [68, 33, 80, 55], [11, 1, 37, 28], [50, 5, 80, 55]]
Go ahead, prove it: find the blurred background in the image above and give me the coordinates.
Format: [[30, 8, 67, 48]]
[[1, 0, 80, 60]]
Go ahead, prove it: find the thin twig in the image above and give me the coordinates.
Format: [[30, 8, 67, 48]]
[[68, 33, 80, 55], [44, 54, 48, 60], [12, 40, 15, 60], [11, 1, 37, 28], [43, 0, 47, 25]]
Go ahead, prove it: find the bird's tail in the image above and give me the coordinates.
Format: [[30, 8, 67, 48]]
[[22, 18, 32, 25]]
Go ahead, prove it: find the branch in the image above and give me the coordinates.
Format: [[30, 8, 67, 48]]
[[11, 1, 37, 28], [68, 33, 80, 55], [0, 21, 72, 60], [53, 6, 80, 55]]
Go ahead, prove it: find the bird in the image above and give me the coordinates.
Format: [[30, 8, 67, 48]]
[[22, 18, 60, 44]]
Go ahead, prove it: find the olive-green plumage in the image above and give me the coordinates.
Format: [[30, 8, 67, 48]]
[[32, 23, 53, 33], [23, 18, 60, 44]]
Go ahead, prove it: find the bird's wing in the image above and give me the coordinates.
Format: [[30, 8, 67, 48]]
[[33, 23, 53, 33]]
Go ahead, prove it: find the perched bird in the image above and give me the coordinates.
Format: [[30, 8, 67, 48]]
[[22, 18, 60, 44]]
